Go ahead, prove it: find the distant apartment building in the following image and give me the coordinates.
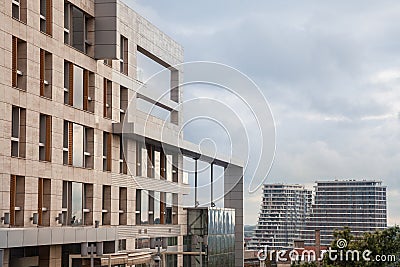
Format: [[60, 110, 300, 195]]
[[303, 180, 387, 246], [0, 1, 244, 266], [249, 184, 312, 250]]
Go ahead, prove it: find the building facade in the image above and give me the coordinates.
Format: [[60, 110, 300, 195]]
[[249, 184, 312, 250], [184, 208, 236, 267], [0, 0, 244, 266], [302, 180, 387, 246]]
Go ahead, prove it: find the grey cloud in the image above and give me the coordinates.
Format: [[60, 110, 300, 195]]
[[126, 0, 400, 224]]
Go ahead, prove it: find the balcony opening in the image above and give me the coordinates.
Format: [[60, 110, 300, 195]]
[[136, 46, 179, 103]]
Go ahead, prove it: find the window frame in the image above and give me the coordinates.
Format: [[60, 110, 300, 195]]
[[40, 0, 52, 35], [11, 106, 26, 158], [39, 113, 52, 162]]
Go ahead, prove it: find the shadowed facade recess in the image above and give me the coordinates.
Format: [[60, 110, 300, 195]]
[[0, 0, 244, 266]]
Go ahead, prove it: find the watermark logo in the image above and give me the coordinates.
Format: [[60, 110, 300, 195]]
[[336, 238, 347, 249], [257, 243, 397, 263]]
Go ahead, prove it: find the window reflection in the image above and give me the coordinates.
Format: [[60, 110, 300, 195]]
[[73, 65, 83, 109], [154, 191, 161, 224], [71, 182, 83, 225], [166, 155, 173, 181], [141, 190, 149, 224], [72, 123, 84, 167]]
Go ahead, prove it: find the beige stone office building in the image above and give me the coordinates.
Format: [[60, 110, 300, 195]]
[[0, 0, 244, 266]]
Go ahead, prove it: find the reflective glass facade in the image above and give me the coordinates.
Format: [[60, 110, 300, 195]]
[[184, 208, 235, 267]]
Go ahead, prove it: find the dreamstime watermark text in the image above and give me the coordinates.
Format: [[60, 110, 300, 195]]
[[257, 239, 397, 263]]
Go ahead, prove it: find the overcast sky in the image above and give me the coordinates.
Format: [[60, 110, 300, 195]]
[[127, 0, 400, 225]]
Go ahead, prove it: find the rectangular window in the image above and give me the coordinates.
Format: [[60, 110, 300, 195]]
[[166, 154, 173, 182], [64, 61, 94, 112], [62, 181, 92, 226], [104, 59, 112, 68], [72, 123, 84, 166], [11, 106, 26, 158], [154, 150, 160, 180], [12, 0, 20, 20], [136, 141, 143, 177], [118, 239, 126, 252], [153, 191, 161, 224], [85, 71, 95, 112], [140, 190, 149, 225], [10, 175, 25, 226], [120, 86, 128, 123], [136, 189, 141, 225], [71, 182, 82, 225], [12, 36, 27, 90], [136, 238, 150, 249], [166, 255, 178, 267], [172, 154, 178, 182], [63, 121, 93, 168], [40, 0, 52, 35], [83, 127, 94, 168], [119, 137, 127, 174], [12, 0, 26, 22], [120, 35, 128, 75], [103, 79, 112, 119], [165, 192, 173, 225], [172, 193, 178, 225], [146, 143, 154, 178], [149, 191, 154, 224], [160, 150, 166, 180], [160, 192, 166, 224], [38, 178, 51, 226], [102, 185, 111, 225], [167, 236, 178, 246], [40, 49, 52, 98], [63, 2, 70, 43], [64, 3, 93, 55], [83, 184, 93, 226], [39, 114, 52, 162], [73, 65, 84, 109], [103, 132, 112, 171], [119, 187, 127, 225]]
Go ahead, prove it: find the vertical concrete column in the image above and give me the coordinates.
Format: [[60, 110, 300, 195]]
[[224, 164, 244, 267]]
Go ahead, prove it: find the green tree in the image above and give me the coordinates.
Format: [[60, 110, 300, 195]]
[[322, 226, 400, 267]]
